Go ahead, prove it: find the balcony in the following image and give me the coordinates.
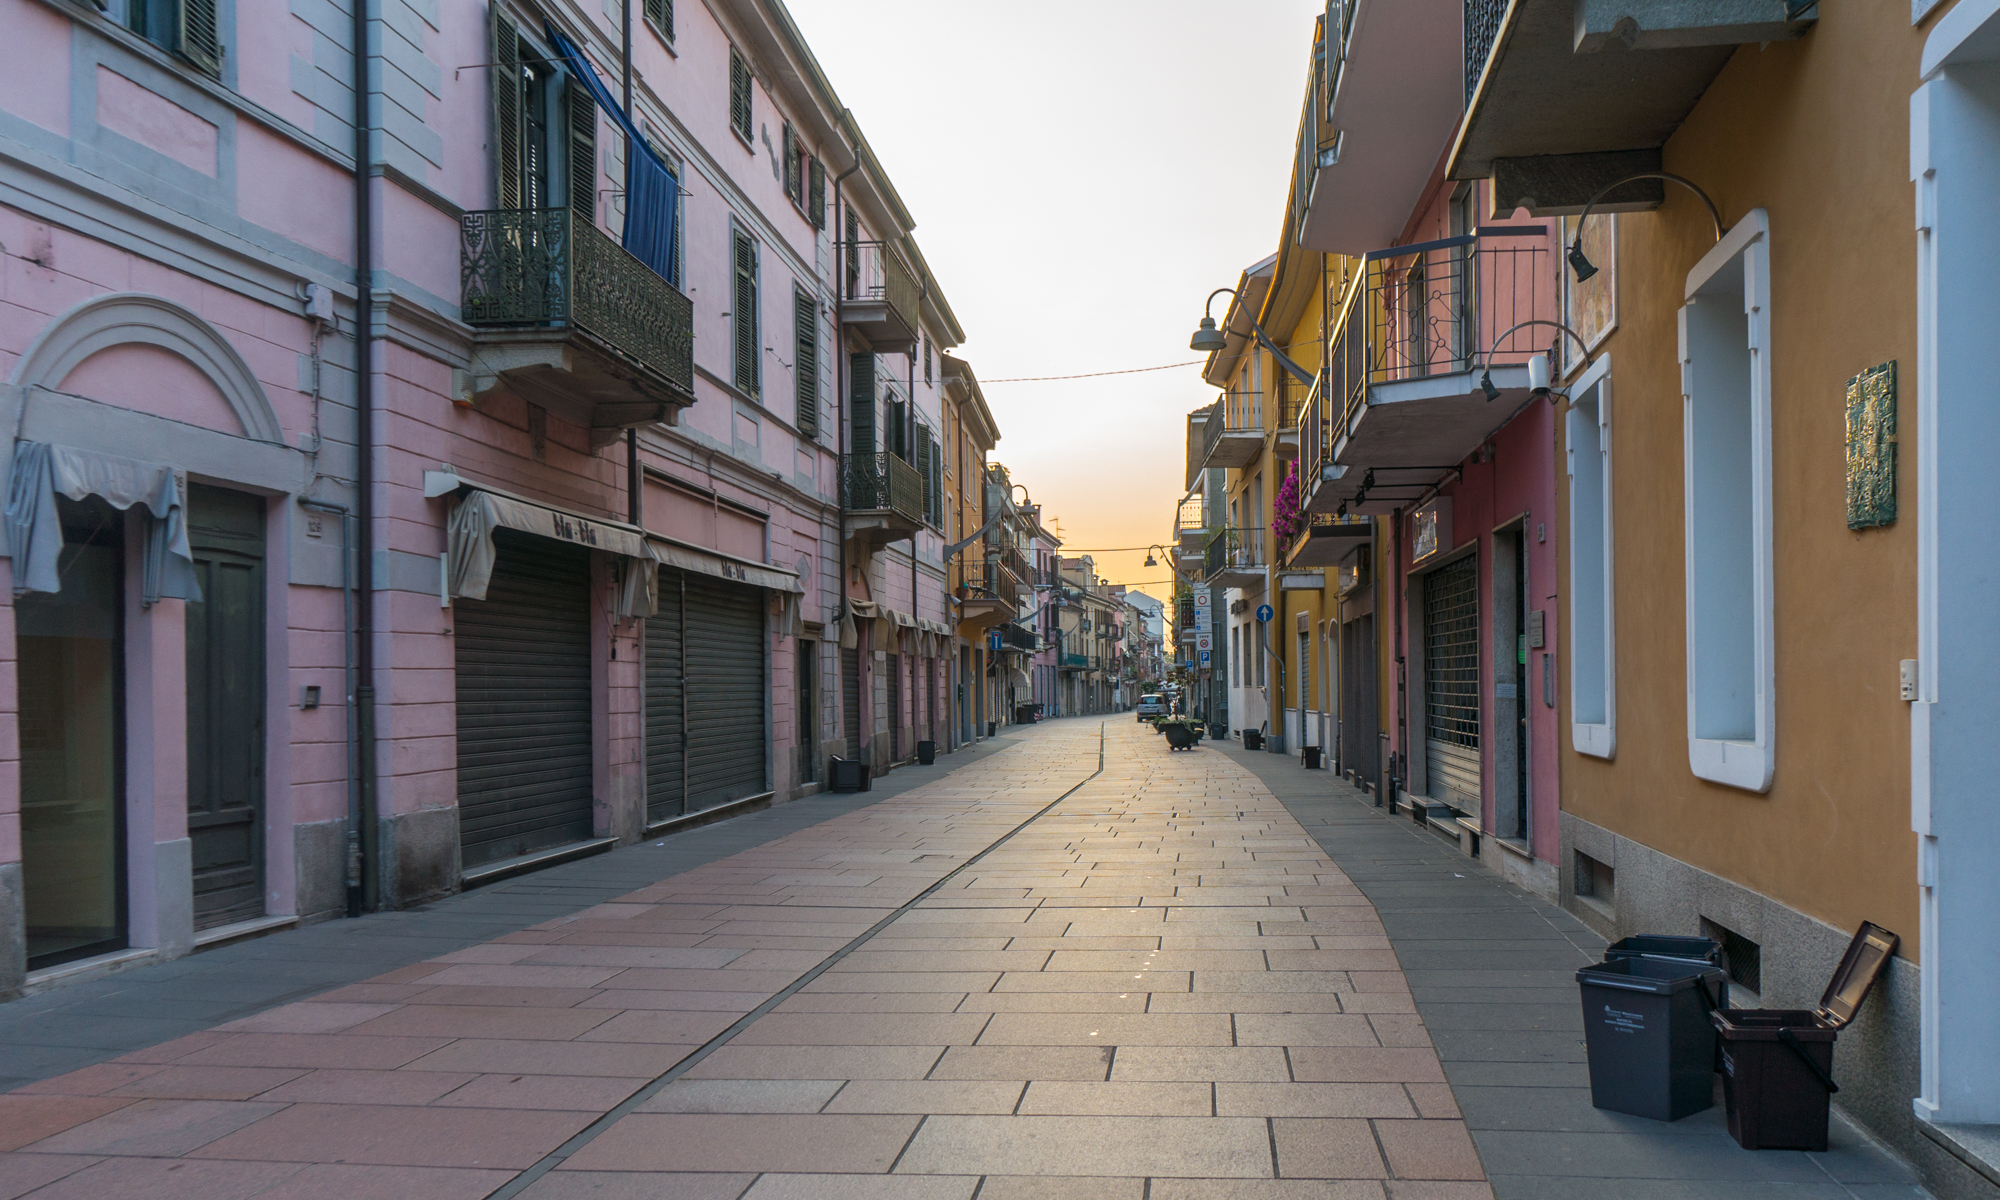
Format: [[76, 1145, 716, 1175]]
[[1286, 513, 1374, 569], [1199, 393, 1266, 472], [1299, 226, 1556, 516], [841, 240, 920, 353], [997, 622, 1038, 653], [1453, 0, 1812, 205], [459, 209, 696, 449], [1297, 0, 1466, 255], [1176, 497, 1209, 552], [1203, 527, 1266, 589], [842, 452, 925, 547]]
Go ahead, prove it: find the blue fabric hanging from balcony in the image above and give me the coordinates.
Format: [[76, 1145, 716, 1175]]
[[545, 25, 680, 286]]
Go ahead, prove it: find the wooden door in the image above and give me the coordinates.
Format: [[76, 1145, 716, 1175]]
[[186, 484, 266, 930]]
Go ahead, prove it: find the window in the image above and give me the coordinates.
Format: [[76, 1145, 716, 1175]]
[[728, 47, 753, 144], [732, 230, 760, 396], [643, 0, 673, 43], [1565, 354, 1614, 758], [1680, 209, 1773, 792], [923, 337, 934, 385], [808, 158, 827, 230], [782, 122, 804, 206], [844, 207, 861, 297], [793, 286, 818, 437], [126, 0, 221, 77], [491, 18, 591, 220]]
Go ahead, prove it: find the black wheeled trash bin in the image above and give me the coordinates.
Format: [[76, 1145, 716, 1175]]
[[1711, 922, 1898, 1152], [1577, 955, 1727, 1121]]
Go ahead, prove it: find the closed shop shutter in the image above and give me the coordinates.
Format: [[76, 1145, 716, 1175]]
[[682, 572, 766, 811], [644, 572, 686, 823], [842, 645, 861, 759], [1422, 553, 1481, 809], [456, 531, 594, 868]]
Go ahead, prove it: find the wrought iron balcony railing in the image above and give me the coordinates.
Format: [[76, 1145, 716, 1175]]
[[1300, 229, 1553, 498], [841, 452, 925, 525], [842, 239, 920, 343], [460, 208, 694, 400], [1204, 527, 1267, 581]]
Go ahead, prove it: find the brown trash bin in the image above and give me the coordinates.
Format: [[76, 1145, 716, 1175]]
[[1710, 922, 1898, 1151]]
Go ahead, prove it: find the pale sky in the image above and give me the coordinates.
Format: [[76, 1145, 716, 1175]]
[[786, 0, 1325, 606]]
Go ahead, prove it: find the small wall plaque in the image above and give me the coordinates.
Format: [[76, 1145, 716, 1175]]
[[1845, 361, 1897, 529]]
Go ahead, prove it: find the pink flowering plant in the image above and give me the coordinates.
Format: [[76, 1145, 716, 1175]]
[[1272, 467, 1304, 543]]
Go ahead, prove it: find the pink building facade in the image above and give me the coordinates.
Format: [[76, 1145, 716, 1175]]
[[0, 0, 969, 996]]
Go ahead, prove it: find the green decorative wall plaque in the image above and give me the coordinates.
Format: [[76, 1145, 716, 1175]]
[[1845, 361, 1897, 530]]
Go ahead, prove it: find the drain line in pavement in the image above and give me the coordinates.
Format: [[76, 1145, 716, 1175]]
[[486, 724, 1107, 1199]]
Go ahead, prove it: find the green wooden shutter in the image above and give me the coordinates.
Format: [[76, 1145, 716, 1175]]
[[809, 159, 826, 230], [567, 82, 597, 223], [794, 287, 818, 437], [888, 400, 907, 460], [733, 232, 759, 395], [644, 0, 674, 40], [929, 432, 943, 526], [177, 0, 222, 76], [844, 207, 860, 295], [729, 48, 752, 141], [491, 14, 523, 210], [782, 122, 800, 202], [850, 354, 876, 455]]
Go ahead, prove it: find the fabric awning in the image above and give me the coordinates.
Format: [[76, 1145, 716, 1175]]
[[648, 534, 802, 594], [5, 440, 199, 603], [448, 488, 657, 613]]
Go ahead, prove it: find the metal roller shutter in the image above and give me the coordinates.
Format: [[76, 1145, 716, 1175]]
[[1423, 553, 1482, 809], [644, 572, 686, 822], [456, 531, 594, 868], [842, 645, 861, 760], [682, 572, 767, 811]]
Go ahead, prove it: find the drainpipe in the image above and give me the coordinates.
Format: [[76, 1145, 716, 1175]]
[[352, 0, 379, 911], [300, 499, 360, 917], [832, 129, 861, 764], [622, 1, 642, 528]]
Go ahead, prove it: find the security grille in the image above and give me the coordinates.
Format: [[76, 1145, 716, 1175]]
[[1423, 553, 1481, 805]]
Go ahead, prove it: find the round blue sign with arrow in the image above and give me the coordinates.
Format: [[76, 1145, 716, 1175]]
[[1256, 604, 1274, 623]]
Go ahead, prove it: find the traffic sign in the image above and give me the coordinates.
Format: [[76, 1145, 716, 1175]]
[[1196, 635, 1212, 652], [1199, 649, 1212, 667], [1256, 604, 1274, 622]]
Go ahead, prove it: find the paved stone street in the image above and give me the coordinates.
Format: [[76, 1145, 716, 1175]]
[[0, 718, 1928, 1200], [0, 720, 1481, 1199]]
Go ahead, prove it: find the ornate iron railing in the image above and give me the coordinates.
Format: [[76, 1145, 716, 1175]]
[[1204, 527, 1266, 581], [460, 208, 695, 400], [841, 452, 925, 524], [843, 240, 920, 332]]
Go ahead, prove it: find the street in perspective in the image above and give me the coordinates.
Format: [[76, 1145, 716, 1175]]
[[0, 1, 1996, 1198]]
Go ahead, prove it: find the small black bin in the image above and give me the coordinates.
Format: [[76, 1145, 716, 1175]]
[[917, 740, 937, 766], [1242, 729, 1264, 750], [827, 757, 871, 793], [1302, 746, 1322, 769], [1577, 956, 1727, 1121], [1712, 922, 1898, 1152]]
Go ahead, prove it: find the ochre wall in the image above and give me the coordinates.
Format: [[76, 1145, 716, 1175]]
[[1555, 0, 1923, 955]]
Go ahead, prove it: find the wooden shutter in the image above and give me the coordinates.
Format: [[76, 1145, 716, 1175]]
[[794, 288, 819, 437], [850, 354, 876, 454], [844, 207, 860, 295], [809, 159, 826, 230], [644, 0, 674, 40], [782, 122, 801, 203], [567, 83, 597, 223], [729, 48, 752, 141], [888, 400, 907, 460], [177, 0, 222, 76], [733, 232, 759, 395], [491, 14, 523, 210], [929, 432, 944, 526]]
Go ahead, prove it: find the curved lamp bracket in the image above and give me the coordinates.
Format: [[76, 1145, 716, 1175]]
[[1568, 172, 1725, 281], [1478, 319, 1595, 401], [1193, 286, 1318, 388]]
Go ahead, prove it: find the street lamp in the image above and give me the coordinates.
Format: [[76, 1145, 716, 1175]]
[[1189, 287, 1316, 387], [1566, 172, 1725, 282], [1476, 320, 1594, 402]]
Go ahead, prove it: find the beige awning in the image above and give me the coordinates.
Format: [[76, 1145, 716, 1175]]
[[447, 488, 657, 613], [647, 533, 802, 594]]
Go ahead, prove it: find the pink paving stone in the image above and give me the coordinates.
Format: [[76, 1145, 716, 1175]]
[[173, 1033, 451, 1071], [558, 1112, 922, 1174], [9, 1155, 304, 1200], [727, 1012, 989, 1047], [24, 1098, 285, 1157], [186, 1103, 597, 1169], [1383, 1183, 1495, 1200], [342, 1004, 618, 1041], [1270, 1119, 1391, 1179], [637, 1079, 846, 1113], [417, 964, 626, 989], [602, 967, 802, 992], [572, 1009, 743, 1044], [682, 1044, 946, 1081], [13, 1063, 166, 1096], [1287, 1047, 1448, 1084], [741, 1174, 981, 1200], [0, 1152, 99, 1200], [365, 963, 451, 985], [1406, 1083, 1463, 1119], [109, 1031, 237, 1064], [399, 1038, 698, 1078], [519, 1173, 759, 1199], [398, 985, 604, 1008], [254, 1069, 479, 1106], [236, 1162, 518, 1200], [0, 1096, 134, 1151], [1372, 1119, 1486, 1180], [103, 1065, 309, 1101], [431, 1073, 646, 1110], [575, 989, 766, 1011]]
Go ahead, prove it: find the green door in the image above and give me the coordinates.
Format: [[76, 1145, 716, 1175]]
[[186, 484, 267, 930]]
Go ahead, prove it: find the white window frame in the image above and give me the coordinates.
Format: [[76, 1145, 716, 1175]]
[[1679, 208, 1774, 792], [1565, 354, 1615, 758]]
